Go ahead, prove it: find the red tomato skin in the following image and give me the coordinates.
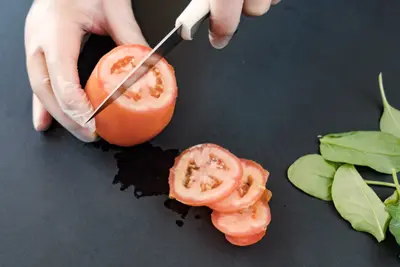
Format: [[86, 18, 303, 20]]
[[168, 143, 243, 206], [211, 196, 271, 237], [208, 159, 269, 212], [225, 230, 266, 246]]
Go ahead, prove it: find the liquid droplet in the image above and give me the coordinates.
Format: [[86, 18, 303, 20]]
[[164, 199, 191, 219], [88, 141, 193, 221]]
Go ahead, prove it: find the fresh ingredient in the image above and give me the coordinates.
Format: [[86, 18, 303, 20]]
[[168, 144, 243, 206], [379, 73, 400, 139], [168, 143, 272, 246], [385, 191, 399, 205], [386, 205, 400, 245], [211, 191, 271, 237], [319, 131, 400, 174], [331, 164, 390, 242], [287, 154, 338, 201], [265, 188, 272, 202], [225, 231, 266, 246], [287, 73, 400, 246], [209, 159, 269, 212], [85, 44, 178, 147], [385, 170, 400, 246]]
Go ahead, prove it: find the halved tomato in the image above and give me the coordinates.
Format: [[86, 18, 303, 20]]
[[208, 159, 269, 212], [168, 144, 243, 206], [85, 44, 178, 147], [211, 191, 271, 237], [225, 230, 266, 246]]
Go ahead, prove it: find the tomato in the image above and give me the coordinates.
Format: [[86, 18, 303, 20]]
[[208, 159, 269, 212], [168, 144, 243, 206], [211, 191, 271, 237], [85, 44, 178, 147], [225, 230, 266, 246], [265, 188, 272, 202]]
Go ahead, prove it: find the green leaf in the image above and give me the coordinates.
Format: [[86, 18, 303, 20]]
[[384, 191, 399, 206], [386, 203, 400, 246], [287, 154, 338, 201], [379, 73, 400, 139], [319, 131, 400, 174], [331, 164, 390, 242]]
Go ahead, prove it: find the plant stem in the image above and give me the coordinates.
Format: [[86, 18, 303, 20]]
[[365, 180, 396, 188], [379, 72, 390, 108], [391, 169, 400, 194]]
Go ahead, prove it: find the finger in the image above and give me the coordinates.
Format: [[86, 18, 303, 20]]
[[243, 0, 272, 16], [32, 93, 52, 131], [104, 0, 149, 46], [26, 49, 97, 142], [271, 0, 281, 5], [44, 23, 98, 141], [209, 0, 244, 49]]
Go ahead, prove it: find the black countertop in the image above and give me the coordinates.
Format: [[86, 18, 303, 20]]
[[1, 0, 400, 266]]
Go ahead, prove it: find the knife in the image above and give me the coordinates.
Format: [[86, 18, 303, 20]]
[[85, 0, 210, 124]]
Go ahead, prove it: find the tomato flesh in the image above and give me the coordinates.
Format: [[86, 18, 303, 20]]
[[168, 144, 243, 206], [209, 159, 269, 212], [98, 45, 176, 111], [225, 230, 266, 246], [211, 192, 271, 237]]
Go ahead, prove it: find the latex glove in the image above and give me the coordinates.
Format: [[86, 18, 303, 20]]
[[197, 0, 281, 49], [24, 0, 148, 142]]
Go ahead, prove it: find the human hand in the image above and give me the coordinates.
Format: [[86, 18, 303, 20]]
[[24, 0, 148, 142], [177, 0, 281, 49]]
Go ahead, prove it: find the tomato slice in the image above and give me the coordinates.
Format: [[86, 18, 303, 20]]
[[85, 44, 178, 147], [208, 159, 269, 212], [265, 188, 272, 202], [211, 191, 271, 237], [225, 230, 266, 246], [168, 144, 243, 206]]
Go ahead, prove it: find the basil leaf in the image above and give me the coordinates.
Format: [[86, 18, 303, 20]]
[[331, 164, 390, 242], [386, 203, 400, 246], [379, 73, 400, 139], [287, 154, 338, 201], [319, 131, 400, 174], [384, 191, 399, 206]]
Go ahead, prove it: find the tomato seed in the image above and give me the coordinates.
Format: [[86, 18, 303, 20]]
[[200, 176, 222, 192], [111, 56, 135, 74]]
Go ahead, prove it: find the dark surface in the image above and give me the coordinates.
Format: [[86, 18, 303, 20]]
[[1, 0, 400, 266]]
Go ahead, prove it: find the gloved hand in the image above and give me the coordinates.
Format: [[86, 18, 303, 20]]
[[204, 0, 281, 49], [25, 0, 148, 142], [24, 0, 279, 143]]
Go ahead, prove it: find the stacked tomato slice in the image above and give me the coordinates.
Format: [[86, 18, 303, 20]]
[[168, 143, 272, 246]]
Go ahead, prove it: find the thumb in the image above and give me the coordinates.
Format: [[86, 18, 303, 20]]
[[104, 0, 149, 46]]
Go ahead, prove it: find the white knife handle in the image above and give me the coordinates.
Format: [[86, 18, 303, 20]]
[[175, 0, 210, 41]]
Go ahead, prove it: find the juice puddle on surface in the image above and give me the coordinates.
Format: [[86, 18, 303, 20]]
[[89, 140, 205, 226]]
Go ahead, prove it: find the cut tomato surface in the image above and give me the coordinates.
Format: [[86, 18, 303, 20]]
[[168, 144, 243, 206], [211, 192, 271, 237], [85, 44, 178, 147], [208, 159, 269, 212], [225, 230, 266, 246]]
